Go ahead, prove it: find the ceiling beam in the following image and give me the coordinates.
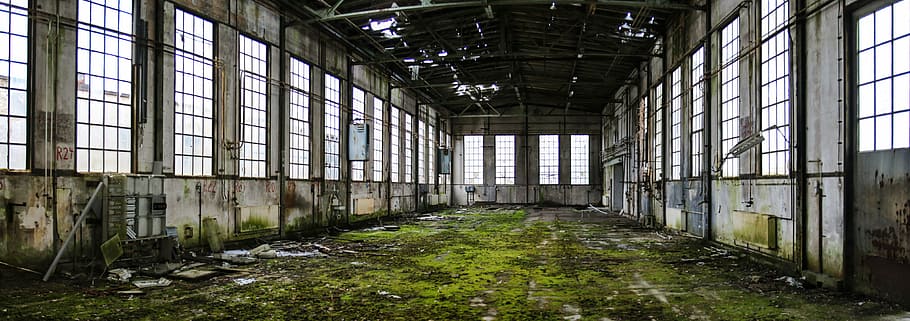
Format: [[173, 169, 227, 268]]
[[310, 0, 698, 22]]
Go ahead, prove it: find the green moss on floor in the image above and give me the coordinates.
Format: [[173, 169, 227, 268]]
[[0, 207, 904, 321]]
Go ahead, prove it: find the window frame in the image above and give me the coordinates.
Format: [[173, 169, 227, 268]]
[[75, 0, 134, 174], [0, 0, 29, 170], [539, 134, 559, 185], [173, 8, 215, 177], [323, 73, 342, 181], [288, 56, 311, 180], [372, 96, 384, 182], [495, 135, 515, 185], [570, 135, 589, 185], [351, 86, 366, 181], [690, 46, 706, 177], [759, 0, 793, 175], [463, 135, 484, 185], [669, 67, 683, 180], [720, 17, 742, 177]]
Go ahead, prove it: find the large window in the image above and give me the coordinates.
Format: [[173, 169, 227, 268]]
[[351, 87, 365, 181], [721, 18, 741, 177], [539, 135, 559, 184], [463, 135, 483, 184], [173, 9, 213, 176], [857, 1, 910, 151], [495, 135, 515, 184], [761, 0, 792, 174], [691, 47, 705, 177], [0, 0, 27, 170], [571, 135, 589, 185], [76, 0, 133, 173], [324, 74, 341, 180], [373, 97, 383, 181], [404, 112, 413, 182], [418, 119, 426, 183], [653, 84, 664, 179], [428, 123, 435, 184], [669, 67, 683, 180], [391, 107, 400, 182], [289, 58, 310, 179], [238, 35, 267, 178]]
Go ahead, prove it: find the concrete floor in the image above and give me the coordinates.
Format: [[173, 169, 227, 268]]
[[1, 207, 907, 320]]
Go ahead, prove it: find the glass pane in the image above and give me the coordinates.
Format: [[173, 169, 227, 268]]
[[875, 115, 892, 150], [894, 111, 910, 148]]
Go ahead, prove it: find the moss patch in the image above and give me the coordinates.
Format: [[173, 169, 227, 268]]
[[0, 208, 903, 321]]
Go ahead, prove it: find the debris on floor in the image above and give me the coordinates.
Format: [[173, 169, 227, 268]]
[[106, 268, 134, 283], [131, 278, 172, 288]]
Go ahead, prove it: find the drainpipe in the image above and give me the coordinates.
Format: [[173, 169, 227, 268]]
[[277, 17, 287, 237], [796, 0, 810, 272], [346, 57, 353, 225], [703, 0, 713, 240], [660, 48, 668, 226]]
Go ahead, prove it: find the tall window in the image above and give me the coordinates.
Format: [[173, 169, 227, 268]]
[[324, 74, 341, 180], [669, 67, 683, 180], [571, 135, 589, 185], [0, 0, 27, 170], [653, 84, 664, 179], [76, 0, 133, 173], [372, 97, 383, 181], [463, 135, 483, 184], [539, 135, 559, 184], [428, 123, 435, 184], [351, 87, 365, 181], [404, 112, 413, 182], [439, 129, 450, 187], [691, 47, 705, 177], [391, 107, 400, 182], [857, 1, 910, 151], [761, 0, 792, 174], [495, 135, 515, 184], [173, 9, 213, 176], [418, 119, 426, 184], [721, 18, 741, 177], [289, 58, 310, 179], [238, 35, 267, 177]]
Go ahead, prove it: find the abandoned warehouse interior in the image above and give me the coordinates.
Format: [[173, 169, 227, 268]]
[[0, 0, 909, 319]]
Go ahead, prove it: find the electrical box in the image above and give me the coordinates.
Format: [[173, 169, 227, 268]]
[[437, 148, 451, 174], [348, 123, 370, 161]]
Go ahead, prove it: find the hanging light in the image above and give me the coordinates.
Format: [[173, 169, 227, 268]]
[[550, 0, 557, 10]]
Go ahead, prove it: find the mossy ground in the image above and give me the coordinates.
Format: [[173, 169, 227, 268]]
[[0, 207, 905, 320]]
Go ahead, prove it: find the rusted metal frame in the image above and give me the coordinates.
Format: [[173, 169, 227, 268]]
[[311, 0, 699, 23]]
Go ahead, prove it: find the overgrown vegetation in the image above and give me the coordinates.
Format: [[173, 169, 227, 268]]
[[0, 208, 903, 320]]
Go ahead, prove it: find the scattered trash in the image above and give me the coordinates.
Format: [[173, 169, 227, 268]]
[[106, 268, 134, 283], [655, 232, 672, 240], [256, 250, 278, 259], [116, 290, 146, 296], [378, 290, 402, 299], [233, 278, 256, 286], [775, 276, 803, 288], [249, 244, 271, 256], [132, 278, 173, 288], [213, 253, 258, 265], [350, 261, 366, 266], [171, 268, 218, 280], [417, 215, 446, 221], [276, 251, 326, 258]]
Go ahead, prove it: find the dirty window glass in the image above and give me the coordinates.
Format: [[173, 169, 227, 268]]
[[670, 67, 683, 180], [418, 119, 426, 184], [76, 0, 132, 173], [373, 97, 383, 182], [238, 34, 267, 178], [495, 135, 515, 185], [691, 47, 705, 177], [857, 0, 910, 151], [539, 135, 559, 185], [404, 112, 413, 182], [174, 9, 214, 176], [0, 0, 28, 170], [760, 0, 792, 175], [571, 135, 589, 185], [391, 107, 400, 182], [653, 84, 663, 180], [289, 57, 310, 179], [351, 87, 365, 181], [463, 135, 483, 185], [324, 74, 341, 180], [720, 18, 741, 177]]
